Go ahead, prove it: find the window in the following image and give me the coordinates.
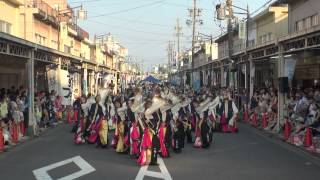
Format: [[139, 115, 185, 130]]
[[312, 14, 319, 26], [296, 20, 304, 31], [35, 33, 46, 45], [261, 35, 267, 44], [51, 40, 58, 50], [0, 20, 12, 34], [305, 17, 311, 29], [267, 33, 272, 41], [80, 52, 86, 58], [6, 23, 11, 34], [0, 21, 4, 32], [248, 40, 255, 47], [64, 45, 71, 54]]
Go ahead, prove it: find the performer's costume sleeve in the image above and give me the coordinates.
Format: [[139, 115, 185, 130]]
[[99, 119, 108, 145]]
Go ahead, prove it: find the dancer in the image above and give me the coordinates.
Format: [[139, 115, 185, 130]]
[[216, 89, 239, 133], [87, 95, 104, 145]]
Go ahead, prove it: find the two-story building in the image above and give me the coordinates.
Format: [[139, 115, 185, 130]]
[[0, 0, 131, 127], [250, 5, 288, 89], [282, 0, 320, 88], [0, 0, 26, 88]]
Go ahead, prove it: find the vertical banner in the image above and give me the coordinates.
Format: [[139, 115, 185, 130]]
[[95, 72, 100, 95], [83, 69, 88, 96], [229, 71, 234, 88], [223, 71, 227, 87], [203, 71, 206, 86], [213, 71, 216, 86], [170, 50, 177, 69], [205, 43, 211, 55], [239, 20, 246, 39], [47, 69, 59, 94], [207, 71, 210, 86], [193, 72, 200, 92], [72, 73, 81, 100], [284, 58, 297, 87], [60, 69, 72, 106], [250, 62, 255, 98], [90, 71, 95, 95], [242, 64, 247, 89]]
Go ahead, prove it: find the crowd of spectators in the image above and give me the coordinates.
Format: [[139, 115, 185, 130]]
[[0, 87, 63, 149], [239, 86, 320, 153]]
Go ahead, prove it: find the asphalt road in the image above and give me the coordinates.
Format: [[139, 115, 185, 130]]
[[0, 123, 320, 180]]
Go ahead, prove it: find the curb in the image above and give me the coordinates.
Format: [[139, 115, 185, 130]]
[[239, 122, 320, 167]]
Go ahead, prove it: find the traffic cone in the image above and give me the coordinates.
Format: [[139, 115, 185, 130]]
[[74, 109, 79, 123], [67, 110, 72, 124], [251, 112, 258, 127], [0, 127, 4, 152], [262, 113, 268, 129], [20, 122, 25, 136], [304, 127, 313, 147], [283, 119, 291, 141], [244, 110, 249, 123], [11, 122, 18, 144]]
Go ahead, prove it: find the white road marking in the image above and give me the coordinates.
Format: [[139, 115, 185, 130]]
[[33, 156, 95, 180], [135, 157, 173, 180]]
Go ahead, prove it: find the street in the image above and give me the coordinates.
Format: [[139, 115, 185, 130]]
[[1, 123, 319, 180]]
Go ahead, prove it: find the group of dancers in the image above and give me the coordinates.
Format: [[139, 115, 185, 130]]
[[72, 84, 239, 166]]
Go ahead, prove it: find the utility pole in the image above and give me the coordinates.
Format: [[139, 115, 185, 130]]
[[187, 0, 202, 90], [167, 41, 173, 79], [175, 18, 182, 72], [226, 0, 234, 89], [191, 0, 196, 89], [175, 18, 183, 86]]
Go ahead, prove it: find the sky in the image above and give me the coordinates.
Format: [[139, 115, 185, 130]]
[[70, 0, 273, 71]]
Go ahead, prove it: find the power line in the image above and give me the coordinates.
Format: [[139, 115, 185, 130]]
[[87, 0, 166, 19], [250, 0, 273, 16], [162, 1, 211, 11], [95, 15, 172, 28], [87, 19, 172, 36], [68, 0, 102, 4]]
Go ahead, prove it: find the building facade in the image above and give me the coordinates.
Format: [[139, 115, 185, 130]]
[[174, 0, 320, 130], [0, 0, 135, 129]]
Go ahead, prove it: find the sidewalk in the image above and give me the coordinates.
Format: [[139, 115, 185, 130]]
[[239, 122, 320, 161], [0, 122, 65, 154]]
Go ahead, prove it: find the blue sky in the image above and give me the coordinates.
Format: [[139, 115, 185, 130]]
[[71, 0, 272, 71]]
